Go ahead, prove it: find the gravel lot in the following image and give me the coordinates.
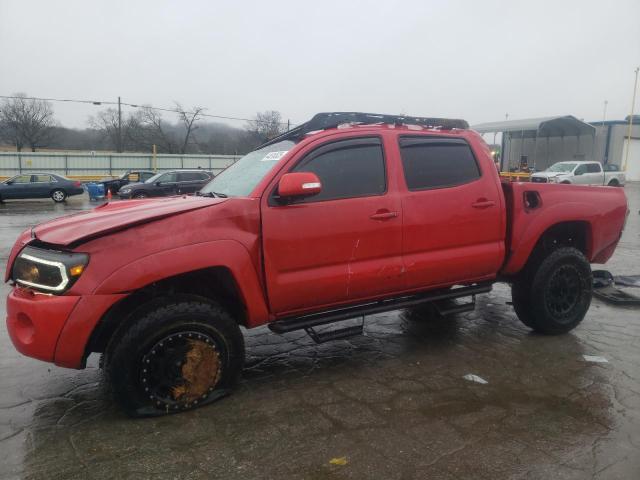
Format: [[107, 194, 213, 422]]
[[1, 185, 639, 480]]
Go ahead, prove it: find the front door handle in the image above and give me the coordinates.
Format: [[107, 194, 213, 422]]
[[370, 210, 399, 220], [471, 199, 496, 209]]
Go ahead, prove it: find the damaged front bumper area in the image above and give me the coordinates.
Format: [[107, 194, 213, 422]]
[[6, 286, 127, 368], [6, 287, 80, 363]]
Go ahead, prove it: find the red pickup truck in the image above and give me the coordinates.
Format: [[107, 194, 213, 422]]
[[5, 112, 628, 416]]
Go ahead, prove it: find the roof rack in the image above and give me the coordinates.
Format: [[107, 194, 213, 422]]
[[259, 112, 469, 148]]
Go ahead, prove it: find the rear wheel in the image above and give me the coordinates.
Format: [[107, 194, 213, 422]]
[[51, 189, 67, 202], [607, 179, 619, 187], [511, 247, 592, 334], [104, 296, 245, 417]]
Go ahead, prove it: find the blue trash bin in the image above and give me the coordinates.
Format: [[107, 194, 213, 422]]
[[87, 183, 105, 201]]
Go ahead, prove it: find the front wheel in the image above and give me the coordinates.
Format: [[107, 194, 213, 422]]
[[51, 189, 67, 202], [511, 247, 592, 334], [105, 296, 245, 417], [132, 191, 148, 199]]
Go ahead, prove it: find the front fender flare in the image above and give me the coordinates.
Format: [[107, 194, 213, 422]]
[[93, 239, 270, 327]]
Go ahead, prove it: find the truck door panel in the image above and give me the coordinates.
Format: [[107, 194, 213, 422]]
[[397, 137, 505, 288], [261, 137, 404, 315], [586, 163, 604, 185]]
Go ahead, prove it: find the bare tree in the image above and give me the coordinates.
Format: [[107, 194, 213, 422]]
[[126, 107, 177, 153], [175, 103, 204, 154], [0, 93, 55, 151], [89, 108, 121, 150], [247, 110, 286, 141]]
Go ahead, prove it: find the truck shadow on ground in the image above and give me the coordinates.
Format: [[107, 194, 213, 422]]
[[15, 300, 615, 479]]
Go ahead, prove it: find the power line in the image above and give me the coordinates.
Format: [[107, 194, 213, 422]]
[[0, 94, 295, 126]]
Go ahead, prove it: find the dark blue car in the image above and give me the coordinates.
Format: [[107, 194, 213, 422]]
[[0, 173, 85, 203]]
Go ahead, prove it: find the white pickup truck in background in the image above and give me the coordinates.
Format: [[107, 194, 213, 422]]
[[531, 161, 626, 186]]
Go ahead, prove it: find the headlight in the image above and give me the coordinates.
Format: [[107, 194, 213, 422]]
[[12, 246, 89, 293], [120, 188, 131, 194]]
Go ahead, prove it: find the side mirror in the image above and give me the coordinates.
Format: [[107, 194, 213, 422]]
[[278, 172, 322, 199], [574, 169, 584, 176], [156, 181, 162, 186], [5, 181, 13, 185]]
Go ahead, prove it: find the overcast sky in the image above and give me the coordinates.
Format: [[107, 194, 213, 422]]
[[1, 0, 639, 129]]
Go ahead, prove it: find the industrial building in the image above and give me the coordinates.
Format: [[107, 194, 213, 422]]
[[473, 116, 640, 181]]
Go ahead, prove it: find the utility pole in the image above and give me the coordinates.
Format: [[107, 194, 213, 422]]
[[287, 119, 290, 131], [623, 67, 639, 172], [117, 96, 122, 153], [602, 100, 608, 126]]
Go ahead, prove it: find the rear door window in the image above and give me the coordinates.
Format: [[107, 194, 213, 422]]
[[289, 137, 386, 203], [178, 172, 202, 182], [398, 137, 480, 190], [179, 172, 210, 182], [586, 163, 602, 173], [32, 175, 53, 183]]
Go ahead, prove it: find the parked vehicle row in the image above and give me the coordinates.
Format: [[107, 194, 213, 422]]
[[5, 112, 629, 417], [117, 169, 213, 199], [0, 169, 215, 202], [531, 161, 626, 186]]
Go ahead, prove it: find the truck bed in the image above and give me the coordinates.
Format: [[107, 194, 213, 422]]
[[500, 181, 628, 276]]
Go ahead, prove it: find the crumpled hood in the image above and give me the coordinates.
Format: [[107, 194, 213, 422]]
[[33, 196, 226, 246]]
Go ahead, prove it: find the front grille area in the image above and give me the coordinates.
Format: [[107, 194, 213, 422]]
[[531, 177, 548, 183]]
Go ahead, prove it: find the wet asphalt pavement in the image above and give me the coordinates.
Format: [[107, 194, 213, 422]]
[[1, 186, 639, 480]]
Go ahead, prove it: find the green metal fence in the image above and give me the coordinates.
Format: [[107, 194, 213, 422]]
[[0, 152, 241, 178]]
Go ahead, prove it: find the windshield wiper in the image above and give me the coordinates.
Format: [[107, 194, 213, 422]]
[[197, 191, 228, 198]]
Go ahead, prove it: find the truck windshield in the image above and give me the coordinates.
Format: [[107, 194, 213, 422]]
[[200, 140, 296, 197], [547, 163, 577, 173]]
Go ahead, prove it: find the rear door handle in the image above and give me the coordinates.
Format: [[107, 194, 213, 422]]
[[370, 210, 399, 220], [471, 200, 496, 209]]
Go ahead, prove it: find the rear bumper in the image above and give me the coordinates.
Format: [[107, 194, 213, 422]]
[[6, 287, 126, 369]]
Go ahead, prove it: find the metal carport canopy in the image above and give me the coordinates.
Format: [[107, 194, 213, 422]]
[[472, 115, 595, 138]]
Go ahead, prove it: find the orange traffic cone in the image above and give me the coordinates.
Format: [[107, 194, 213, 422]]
[[107, 188, 112, 201]]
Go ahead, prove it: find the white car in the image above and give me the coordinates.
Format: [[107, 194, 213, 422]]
[[531, 161, 625, 186]]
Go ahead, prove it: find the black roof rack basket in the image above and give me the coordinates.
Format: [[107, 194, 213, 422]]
[[260, 112, 469, 148]]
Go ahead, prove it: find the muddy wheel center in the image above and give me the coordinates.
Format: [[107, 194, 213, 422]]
[[140, 331, 222, 410]]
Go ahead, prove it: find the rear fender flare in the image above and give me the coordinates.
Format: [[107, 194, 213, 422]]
[[503, 204, 595, 275]]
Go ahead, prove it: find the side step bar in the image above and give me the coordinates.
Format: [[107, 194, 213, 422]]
[[305, 321, 364, 344], [433, 299, 477, 316], [269, 282, 492, 334]]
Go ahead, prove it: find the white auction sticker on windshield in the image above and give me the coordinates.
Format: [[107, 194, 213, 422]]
[[261, 151, 288, 162]]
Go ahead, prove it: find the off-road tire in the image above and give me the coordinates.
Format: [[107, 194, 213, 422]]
[[51, 189, 67, 203], [132, 191, 147, 199], [104, 295, 244, 417], [511, 247, 592, 334]]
